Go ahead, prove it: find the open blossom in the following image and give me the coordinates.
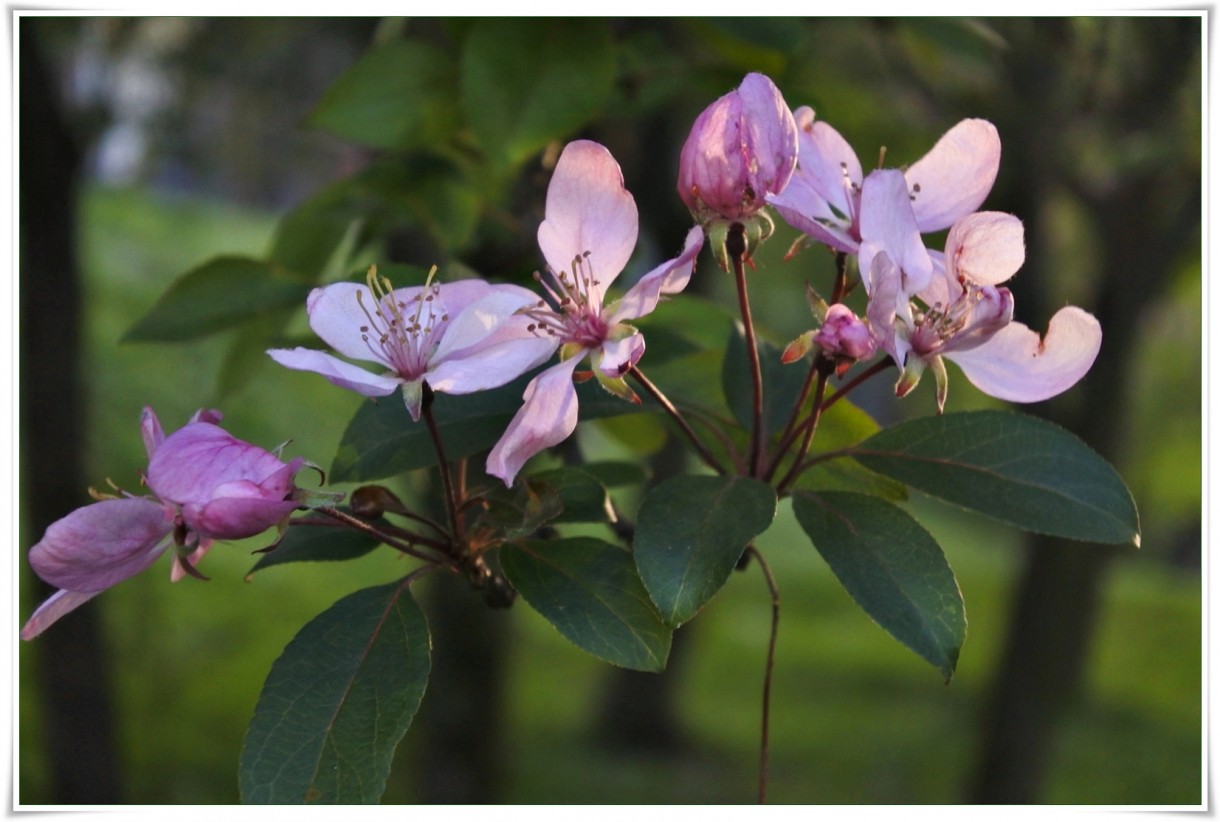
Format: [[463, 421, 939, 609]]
[[22, 408, 313, 640], [487, 140, 703, 486], [867, 211, 1102, 410], [767, 110, 1000, 256], [268, 268, 555, 421]]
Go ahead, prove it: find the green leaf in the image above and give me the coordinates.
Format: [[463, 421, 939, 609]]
[[634, 475, 777, 626], [246, 511, 384, 577], [580, 460, 650, 488], [268, 184, 366, 283], [721, 322, 809, 437], [851, 410, 1140, 545], [309, 39, 459, 151], [788, 391, 908, 502], [123, 256, 311, 342], [527, 467, 616, 523], [460, 19, 615, 169], [500, 537, 672, 672], [792, 491, 966, 680], [239, 579, 430, 803], [331, 373, 653, 483]]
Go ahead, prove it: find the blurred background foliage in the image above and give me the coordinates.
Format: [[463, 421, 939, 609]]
[[18, 16, 1201, 804]]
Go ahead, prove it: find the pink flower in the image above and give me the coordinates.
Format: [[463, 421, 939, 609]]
[[867, 212, 1101, 409], [22, 408, 311, 640], [677, 73, 798, 225], [814, 304, 877, 362], [487, 140, 703, 486], [268, 268, 555, 421], [768, 112, 1000, 256]]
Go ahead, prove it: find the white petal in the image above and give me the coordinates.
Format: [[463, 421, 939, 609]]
[[267, 347, 401, 397], [905, 119, 1001, 233], [428, 336, 559, 394], [305, 282, 392, 365], [944, 307, 1102, 403], [431, 284, 540, 364], [486, 358, 582, 486]]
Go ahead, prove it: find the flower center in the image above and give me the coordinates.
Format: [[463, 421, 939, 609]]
[[356, 265, 450, 380], [520, 251, 609, 350], [912, 282, 1012, 356]]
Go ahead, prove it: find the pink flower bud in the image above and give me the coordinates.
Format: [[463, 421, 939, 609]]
[[146, 422, 305, 540], [814, 304, 877, 362], [677, 73, 798, 225]]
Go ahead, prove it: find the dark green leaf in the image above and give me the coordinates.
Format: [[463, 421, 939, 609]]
[[500, 537, 672, 672], [721, 322, 809, 437], [309, 39, 459, 151], [239, 580, 430, 803], [474, 480, 565, 542], [580, 460, 650, 488], [792, 491, 965, 680], [123, 256, 311, 342], [634, 475, 777, 626], [527, 467, 615, 523], [246, 511, 384, 577], [851, 411, 1140, 545], [268, 184, 367, 283], [460, 19, 615, 169]]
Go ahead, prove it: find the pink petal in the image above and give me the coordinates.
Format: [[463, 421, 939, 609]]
[[140, 406, 165, 460], [304, 282, 391, 365], [795, 111, 862, 218], [904, 119, 1001, 233], [486, 358, 583, 486], [185, 493, 300, 540], [737, 73, 799, 198], [28, 498, 174, 592], [609, 226, 703, 324], [944, 306, 1102, 403], [429, 336, 558, 395], [188, 408, 224, 425], [170, 538, 213, 583], [21, 589, 102, 640], [430, 284, 541, 364], [767, 173, 859, 254], [146, 423, 295, 508], [859, 169, 933, 295], [864, 252, 914, 368], [944, 211, 1025, 286], [537, 141, 639, 295], [267, 347, 402, 398], [597, 332, 645, 378]]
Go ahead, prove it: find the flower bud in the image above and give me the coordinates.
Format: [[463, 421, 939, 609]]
[[677, 73, 798, 227], [814, 304, 877, 362]]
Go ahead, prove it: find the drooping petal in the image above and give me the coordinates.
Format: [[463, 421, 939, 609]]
[[767, 172, 859, 255], [266, 347, 402, 398], [859, 169, 933, 295], [28, 497, 174, 592], [864, 251, 914, 368], [537, 141, 639, 293], [944, 211, 1025, 286], [904, 119, 1001, 233], [609, 226, 703, 324], [486, 357, 583, 486], [21, 589, 103, 640], [944, 306, 1102, 403]]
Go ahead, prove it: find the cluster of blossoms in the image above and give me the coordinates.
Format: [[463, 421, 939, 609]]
[[24, 71, 1102, 638], [23, 409, 327, 639]]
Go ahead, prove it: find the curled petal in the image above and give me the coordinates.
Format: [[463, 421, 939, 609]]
[[597, 331, 645, 379], [266, 347, 402, 398], [147, 424, 297, 509], [28, 497, 174, 592], [21, 589, 103, 640], [610, 226, 703, 324], [904, 119, 1001, 233], [184, 490, 300, 541], [487, 358, 582, 487], [767, 171, 859, 255], [944, 306, 1102, 403], [538, 141, 639, 293], [865, 251, 914, 368], [169, 538, 214, 583], [140, 406, 165, 460], [858, 169, 933, 296], [945, 212, 1025, 286]]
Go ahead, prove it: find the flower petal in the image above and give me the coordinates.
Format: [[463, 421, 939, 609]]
[[944, 306, 1102, 403], [795, 110, 862, 218], [430, 283, 541, 364], [28, 497, 174, 593], [859, 169, 933, 295], [609, 226, 703, 324], [597, 331, 645, 378], [21, 589, 103, 640], [944, 211, 1025, 286], [429, 336, 558, 395], [147, 423, 295, 508], [303, 282, 391, 365], [737, 73, 799, 199], [767, 172, 859, 254], [267, 347, 402, 398], [537, 140, 639, 293], [904, 119, 1001, 233], [140, 406, 165, 460], [486, 358, 583, 486]]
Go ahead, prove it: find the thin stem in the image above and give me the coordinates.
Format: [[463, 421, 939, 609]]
[[775, 370, 829, 494], [728, 225, 765, 478], [629, 366, 727, 475], [820, 357, 895, 413], [311, 507, 448, 563], [767, 358, 821, 481], [421, 384, 463, 541], [746, 545, 781, 804]]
